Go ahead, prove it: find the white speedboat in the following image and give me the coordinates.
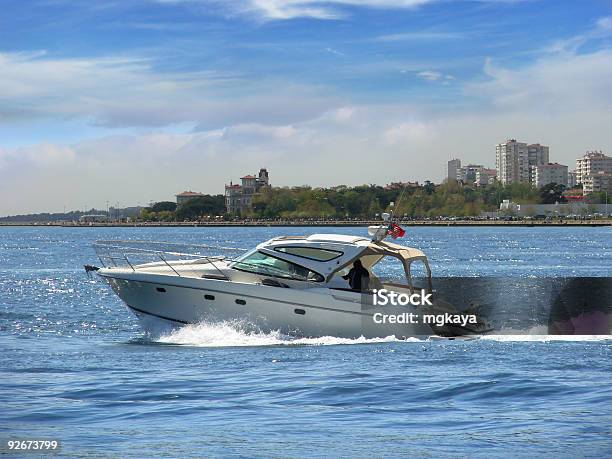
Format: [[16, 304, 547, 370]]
[[92, 225, 491, 339]]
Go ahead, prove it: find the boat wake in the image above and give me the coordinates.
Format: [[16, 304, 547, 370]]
[[153, 321, 409, 347], [482, 325, 612, 342], [148, 322, 610, 347]]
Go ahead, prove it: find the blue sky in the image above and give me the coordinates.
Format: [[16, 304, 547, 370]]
[[1, 0, 612, 214]]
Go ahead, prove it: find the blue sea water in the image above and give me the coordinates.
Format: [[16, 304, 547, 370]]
[[1, 226, 611, 458]]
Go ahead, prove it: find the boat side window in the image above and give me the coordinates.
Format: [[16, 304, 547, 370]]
[[232, 251, 324, 282], [274, 246, 343, 261]]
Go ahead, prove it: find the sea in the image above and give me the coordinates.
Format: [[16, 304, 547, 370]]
[[1, 226, 610, 458]]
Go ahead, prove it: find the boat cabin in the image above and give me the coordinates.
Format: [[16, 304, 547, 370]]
[[230, 234, 432, 293]]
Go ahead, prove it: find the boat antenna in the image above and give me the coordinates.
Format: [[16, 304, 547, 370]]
[[391, 185, 408, 222]]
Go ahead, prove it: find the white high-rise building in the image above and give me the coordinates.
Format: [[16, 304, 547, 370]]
[[496, 139, 549, 185], [532, 163, 568, 188], [496, 139, 528, 184], [447, 159, 461, 181], [575, 151, 612, 184]]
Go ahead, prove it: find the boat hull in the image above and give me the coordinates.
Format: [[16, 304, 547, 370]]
[[99, 271, 444, 339]]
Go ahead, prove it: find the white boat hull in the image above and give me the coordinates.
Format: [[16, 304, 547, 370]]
[[100, 271, 440, 339]]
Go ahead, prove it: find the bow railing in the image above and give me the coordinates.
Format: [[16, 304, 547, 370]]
[[93, 240, 248, 278]]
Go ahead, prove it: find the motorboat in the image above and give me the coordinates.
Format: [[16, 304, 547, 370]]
[[92, 224, 492, 339]]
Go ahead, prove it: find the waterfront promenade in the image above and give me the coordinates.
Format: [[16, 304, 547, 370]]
[[2, 219, 611, 227]]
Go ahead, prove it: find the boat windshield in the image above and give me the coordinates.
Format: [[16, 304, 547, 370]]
[[231, 251, 324, 282]]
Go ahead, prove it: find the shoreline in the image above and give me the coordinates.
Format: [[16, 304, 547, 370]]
[[1, 220, 611, 227]]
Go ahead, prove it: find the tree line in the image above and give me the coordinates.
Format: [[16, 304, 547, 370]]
[[139, 181, 605, 221]]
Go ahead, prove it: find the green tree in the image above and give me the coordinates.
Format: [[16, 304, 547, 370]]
[[539, 183, 567, 204], [175, 195, 225, 220], [150, 201, 177, 212], [140, 208, 153, 221], [587, 191, 609, 204], [208, 181, 575, 219]]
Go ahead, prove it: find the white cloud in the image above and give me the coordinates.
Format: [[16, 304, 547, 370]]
[[417, 70, 443, 80], [157, 0, 534, 21], [595, 16, 612, 33], [474, 49, 612, 111], [331, 107, 355, 122], [544, 15, 612, 54], [0, 143, 76, 169], [325, 47, 347, 57], [0, 51, 337, 129], [222, 123, 302, 142], [383, 120, 434, 145], [157, 0, 436, 20], [245, 0, 434, 20], [416, 70, 455, 81], [376, 31, 464, 41]]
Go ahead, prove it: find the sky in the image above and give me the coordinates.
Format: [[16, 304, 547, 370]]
[[1, 0, 612, 216]]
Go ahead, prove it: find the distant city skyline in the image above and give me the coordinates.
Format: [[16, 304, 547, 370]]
[[448, 145, 612, 196], [1, 1, 612, 216]]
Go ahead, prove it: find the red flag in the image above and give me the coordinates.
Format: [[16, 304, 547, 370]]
[[387, 223, 406, 239]]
